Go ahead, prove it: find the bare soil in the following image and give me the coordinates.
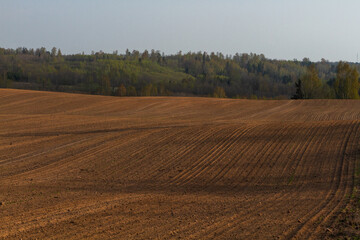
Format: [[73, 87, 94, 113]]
[[0, 89, 359, 239]]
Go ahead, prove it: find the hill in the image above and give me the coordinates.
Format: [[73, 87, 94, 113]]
[[1, 47, 359, 99], [0, 89, 359, 239]]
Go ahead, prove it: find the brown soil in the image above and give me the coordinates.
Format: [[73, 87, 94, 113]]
[[0, 89, 359, 239]]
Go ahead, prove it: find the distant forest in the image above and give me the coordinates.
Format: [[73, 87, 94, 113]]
[[0, 47, 359, 99]]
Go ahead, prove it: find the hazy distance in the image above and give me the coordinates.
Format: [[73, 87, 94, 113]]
[[1, 0, 359, 62]]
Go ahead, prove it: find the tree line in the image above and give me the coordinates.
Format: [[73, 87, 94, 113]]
[[0, 47, 359, 99], [292, 62, 359, 99]]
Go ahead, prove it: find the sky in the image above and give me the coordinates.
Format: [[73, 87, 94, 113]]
[[1, 0, 359, 62]]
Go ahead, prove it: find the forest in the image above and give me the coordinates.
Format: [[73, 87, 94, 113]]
[[0, 47, 359, 99]]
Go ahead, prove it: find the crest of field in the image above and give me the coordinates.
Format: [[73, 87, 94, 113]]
[[0, 89, 359, 239]]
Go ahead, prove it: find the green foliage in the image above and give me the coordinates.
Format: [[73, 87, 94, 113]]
[[127, 86, 137, 96], [250, 94, 258, 100], [0, 72, 4, 88], [301, 64, 323, 99], [293, 62, 359, 99], [0, 46, 359, 99], [334, 62, 360, 99], [213, 87, 227, 98], [141, 84, 158, 96], [0, 71, 12, 88], [100, 75, 111, 95], [141, 84, 153, 96], [117, 84, 126, 97]]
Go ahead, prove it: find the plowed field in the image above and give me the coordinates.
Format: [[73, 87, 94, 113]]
[[0, 89, 359, 239]]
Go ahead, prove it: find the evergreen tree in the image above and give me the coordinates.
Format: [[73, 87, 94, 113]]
[[292, 79, 304, 99]]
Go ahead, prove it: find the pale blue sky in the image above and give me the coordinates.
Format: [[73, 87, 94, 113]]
[[1, 0, 359, 61]]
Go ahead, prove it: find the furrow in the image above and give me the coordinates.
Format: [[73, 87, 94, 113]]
[[206, 124, 258, 184], [174, 127, 245, 186], [308, 121, 360, 239], [168, 126, 232, 185], [284, 121, 356, 239]]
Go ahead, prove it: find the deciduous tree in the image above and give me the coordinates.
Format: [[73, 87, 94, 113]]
[[334, 62, 359, 99]]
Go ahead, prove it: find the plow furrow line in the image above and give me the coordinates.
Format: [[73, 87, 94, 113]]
[[0, 194, 147, 239], [240, 124, 290, 187], [168, 126, 235, 185], [173, 125, 303, 238], [202, 123, 337, 238], [202, 124, 269, 187], [191, 127, 254, 184], [275, 122, 337, 239], [172, 127, 245, 186], [251, 122, 337, 239], [228, 123, 285, 187], [285, 122, 356, 239], [201, 123, 331, 238], [98, 128, 180, 177], [308, 121, 360, 239], [17, 134, 134, 180], [149, 126, 221, 181], [6, 130, 156, 182], [206, 124, 259, 185], [141, 127, 211, 178], [0, 135, 83, 165]]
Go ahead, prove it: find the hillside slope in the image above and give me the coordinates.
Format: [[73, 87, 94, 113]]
[[0, 89, 359, 239]]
